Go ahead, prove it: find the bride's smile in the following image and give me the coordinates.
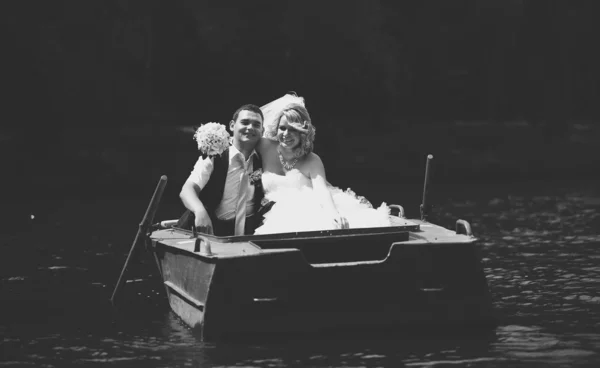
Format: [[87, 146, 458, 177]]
[[277, 117, 301, 150]]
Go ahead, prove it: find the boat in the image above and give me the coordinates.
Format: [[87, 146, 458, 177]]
[[148, 214, 495, 341], [143, 158, 492, 341]]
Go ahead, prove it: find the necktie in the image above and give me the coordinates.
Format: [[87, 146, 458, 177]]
[[234, 155, 250, 236]]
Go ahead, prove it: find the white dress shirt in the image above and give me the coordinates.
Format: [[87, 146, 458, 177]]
[[187, 145, 257, 220]]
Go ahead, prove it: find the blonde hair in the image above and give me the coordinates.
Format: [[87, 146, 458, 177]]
[[264, 103, 316, 157]]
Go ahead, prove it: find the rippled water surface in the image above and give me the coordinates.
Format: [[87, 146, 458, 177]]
[[2, 179, 599, 367]]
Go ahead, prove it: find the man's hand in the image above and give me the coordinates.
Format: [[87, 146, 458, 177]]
[[194, 210, 214, 234]]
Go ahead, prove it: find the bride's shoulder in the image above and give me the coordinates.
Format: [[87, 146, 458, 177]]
[[303, 152, 324, 168], [305, 152, 322, 161]]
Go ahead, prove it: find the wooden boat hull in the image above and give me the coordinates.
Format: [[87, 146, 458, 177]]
[[149, 219, 494, 340]]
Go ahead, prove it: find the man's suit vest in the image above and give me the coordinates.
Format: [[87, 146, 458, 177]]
[[177, 149, 264, 233]]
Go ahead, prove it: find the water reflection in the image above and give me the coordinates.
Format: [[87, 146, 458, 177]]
[[495, 325, 598, 365], [1, 180, 599, 366], [192, 330, 500, 368]]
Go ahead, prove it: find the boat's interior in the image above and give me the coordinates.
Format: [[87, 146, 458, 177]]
[[157, 216, 420, 264], [171, 216, 418, 240]]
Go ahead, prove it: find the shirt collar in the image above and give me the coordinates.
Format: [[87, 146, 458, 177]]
[[228, 145, 257, 164]]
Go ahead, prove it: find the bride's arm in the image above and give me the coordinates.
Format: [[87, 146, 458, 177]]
[[256, 137, 276, 157], [306, 154, 349, 229]]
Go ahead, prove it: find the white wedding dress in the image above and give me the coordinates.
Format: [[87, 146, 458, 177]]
[[253, 169, 392, 234]]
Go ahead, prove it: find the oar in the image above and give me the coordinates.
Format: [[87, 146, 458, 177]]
[[420, 154, 433, 222], [110, 175, 168, 305]]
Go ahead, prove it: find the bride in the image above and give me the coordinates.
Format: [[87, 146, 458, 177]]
[[254, 93, 392, 234]]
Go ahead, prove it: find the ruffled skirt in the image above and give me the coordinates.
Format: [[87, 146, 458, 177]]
[[254, 186, 392, 235]]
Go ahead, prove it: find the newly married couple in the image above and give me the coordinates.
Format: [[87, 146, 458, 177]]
[[177, 93, 392, 236]]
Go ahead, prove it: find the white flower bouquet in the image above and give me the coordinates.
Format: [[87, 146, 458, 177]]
[[193, 122, 231, 157]]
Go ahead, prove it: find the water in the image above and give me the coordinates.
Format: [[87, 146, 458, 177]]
[[1, 179, 599, 367]]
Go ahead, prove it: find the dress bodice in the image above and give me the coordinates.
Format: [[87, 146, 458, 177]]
[[261, 169, 313, 201]]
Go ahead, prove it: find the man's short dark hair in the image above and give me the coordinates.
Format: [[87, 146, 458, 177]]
[[232, 104, 264, 123]]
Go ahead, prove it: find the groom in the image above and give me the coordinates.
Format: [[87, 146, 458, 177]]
[[177, 104, 265, 236]]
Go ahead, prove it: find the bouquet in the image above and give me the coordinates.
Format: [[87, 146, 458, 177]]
[[193, 122, 231, 157]]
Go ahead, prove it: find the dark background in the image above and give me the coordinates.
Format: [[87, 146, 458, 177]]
[[2, 0, 600, 226]]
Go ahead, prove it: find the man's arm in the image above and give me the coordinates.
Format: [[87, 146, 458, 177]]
[[180, 180, 213, 231], [180, 156, 215, 231]]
